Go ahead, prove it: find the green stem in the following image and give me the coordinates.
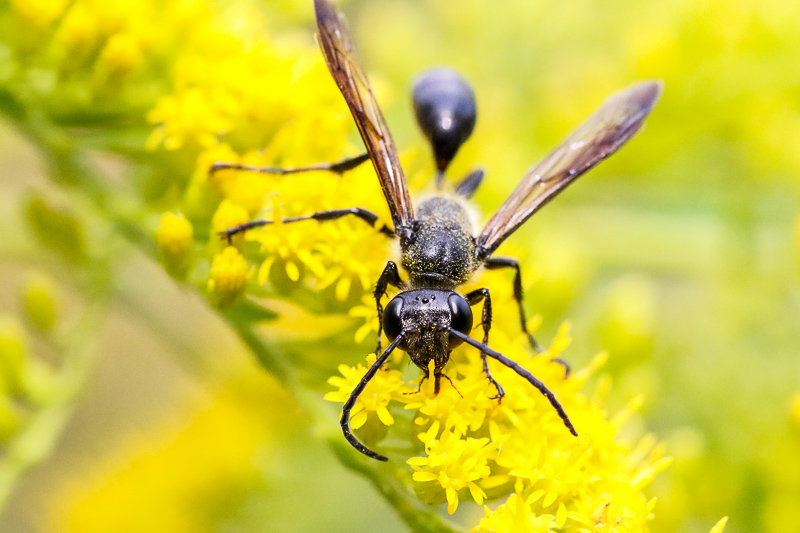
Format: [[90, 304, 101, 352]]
[[0, 300, 107, 510]]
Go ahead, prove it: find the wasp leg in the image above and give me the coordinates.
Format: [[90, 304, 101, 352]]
[[448, 328, 578, 437], [404, 373, 462, 397], [465, 287, 505, 400], [454, 168, 484, 198], [220, 207, 395, 243], [439, 373, 463, 397], [341, 335, 404, 462], [210, 152, 370, 176], [373, 261, 404, 355], [484, 256, 571, 376]]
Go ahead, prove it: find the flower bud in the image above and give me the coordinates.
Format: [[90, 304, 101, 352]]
[[207, 246, 250, 307], [96, 33, 144, 80], [156, 212, 195, 278]]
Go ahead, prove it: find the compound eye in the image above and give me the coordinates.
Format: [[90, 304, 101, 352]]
[[382, 297, 404, 344], [447, 294, 474, 349]]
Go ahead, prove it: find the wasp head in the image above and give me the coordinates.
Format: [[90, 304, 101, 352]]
[[382, 289, 473, 386]]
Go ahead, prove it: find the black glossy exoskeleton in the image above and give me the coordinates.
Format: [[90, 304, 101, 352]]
[[215, 0, 662, 461], [413, 68, 477, 185]]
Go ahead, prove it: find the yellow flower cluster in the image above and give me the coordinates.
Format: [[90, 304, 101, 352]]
[[137, 0, 398, 309], [327, 322, 675, 529], [1, 0, 193, 115]]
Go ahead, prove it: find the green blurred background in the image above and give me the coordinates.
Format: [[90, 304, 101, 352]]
[[2, 0, 800, 532]]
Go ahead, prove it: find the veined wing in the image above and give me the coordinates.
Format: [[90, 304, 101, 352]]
[[475, 81, 662, 258], [314, 0, 414, 234]]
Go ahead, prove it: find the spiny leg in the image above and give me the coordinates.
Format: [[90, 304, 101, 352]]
[[341, 335, 405, 462], [448, 328, 577, 437], [373, 261, 403, 354], [484, 256, 570, 376], [454, 168, 484, 198], [210, 152, 370, 176], [220, 207, 395, 243], [465, 287, 504, 400]]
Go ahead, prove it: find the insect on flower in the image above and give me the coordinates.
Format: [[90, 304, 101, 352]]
[[215, 0, 662, 461]]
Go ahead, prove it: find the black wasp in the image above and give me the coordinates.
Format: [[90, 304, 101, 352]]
[[215, 0, 662, 461]]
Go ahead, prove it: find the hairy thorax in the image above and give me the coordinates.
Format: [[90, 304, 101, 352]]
[[400, 196, 478, 289]]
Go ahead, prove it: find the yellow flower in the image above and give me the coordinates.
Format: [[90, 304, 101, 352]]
[[96, 32, 145, 78], [408, 420, 502, 514], [147, 88, 234, 150], [325, 353, 407, 429], [209, 201, 249, 243], [156, 212, 195, 278], [349, 295, 381, 344], [156, 212, 194, 256], [473, 493, 558, 533], [207, 246, 251, 307]]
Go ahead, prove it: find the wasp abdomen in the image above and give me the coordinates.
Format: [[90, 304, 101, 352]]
[[413, 68, 477, 172]]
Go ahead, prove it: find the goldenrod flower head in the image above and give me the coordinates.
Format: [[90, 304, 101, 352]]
[[207, 246, 251, 307], [156, 212, 195, 278], [147, 88, 235, 150], [325, 354, 407, 429], [349, 295, 382, 344], [473, 492, 558, 533], [328, 325, 678, 525], [209, 201, 249, 243], [156, 212, 194, 256], [96, 32, 144, 78], [408, 420, 502, 514]]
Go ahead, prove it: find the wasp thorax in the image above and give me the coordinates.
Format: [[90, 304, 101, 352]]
[[383, 289, 474, 373]]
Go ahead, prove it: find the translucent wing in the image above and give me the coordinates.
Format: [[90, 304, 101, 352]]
[[475, 81, 662, 258], [315, 0, 414, 234]]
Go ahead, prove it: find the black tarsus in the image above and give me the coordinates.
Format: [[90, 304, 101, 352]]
[[405, 373, 463, 397], [447, 328, 578, 437], [220, 207, 395, 244], [373, 261, 404, 354], [454, 168, 484, 198], [341, 334, 405, 461], [464, 287, 504, 400], [210, 152, 370, 176], [484, 256, 571, 376]]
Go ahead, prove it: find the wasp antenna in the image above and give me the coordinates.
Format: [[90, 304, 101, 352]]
[[448, 328, 578, 437], [340, 334, 406, 461]]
